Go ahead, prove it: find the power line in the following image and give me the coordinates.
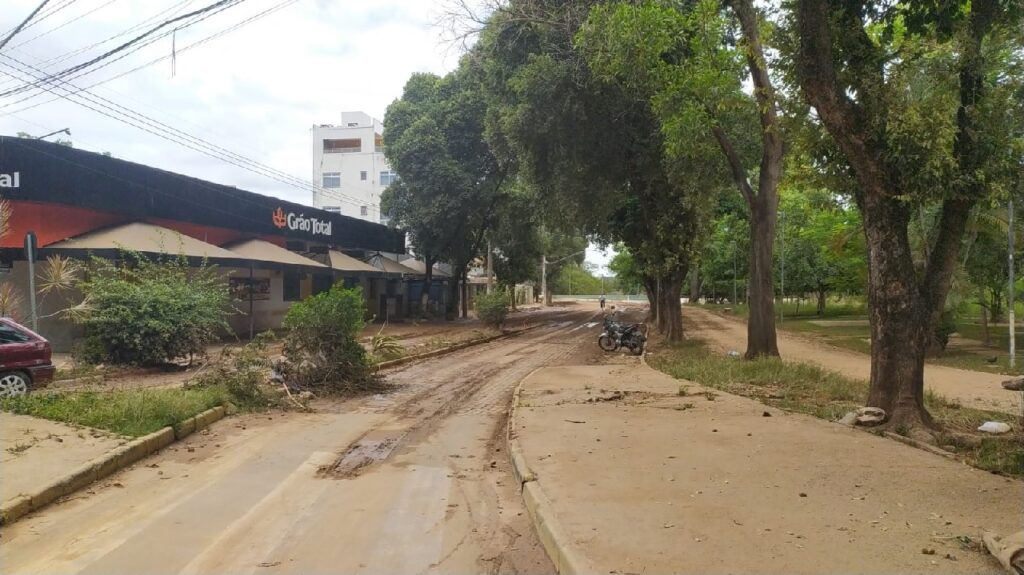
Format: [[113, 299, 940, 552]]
[[0, 0, 197, 89], [5, 0, 124, 53], [0, 0, 245, 98], [0, 0, 80, 40], [0, 0, 296, 107], [0, 0, 55, 53], [0, 55, 376, 210]]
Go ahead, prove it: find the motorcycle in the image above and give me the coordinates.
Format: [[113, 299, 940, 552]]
[[598, 319, 647, 355]]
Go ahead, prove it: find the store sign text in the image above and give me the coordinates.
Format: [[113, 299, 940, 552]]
[[0, 172, 20, 188], [272, 207, 332, 237]]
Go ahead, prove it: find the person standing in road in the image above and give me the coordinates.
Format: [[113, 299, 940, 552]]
[[599, 294, 606, 310]]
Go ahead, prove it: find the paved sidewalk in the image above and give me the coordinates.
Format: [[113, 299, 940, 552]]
[[0, 414, 127, 503], [512, 364, 1023, 574]]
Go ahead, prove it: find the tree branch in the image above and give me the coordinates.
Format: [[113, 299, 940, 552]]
[[711, 123, 755, 207]]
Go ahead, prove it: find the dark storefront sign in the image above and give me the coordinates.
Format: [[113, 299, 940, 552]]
[[0, 136, 404, 253]]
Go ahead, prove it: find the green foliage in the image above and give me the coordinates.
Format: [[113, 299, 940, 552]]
[[383, 59, 507, 318], [0, 387, 227, 437], [280, 285, 377, 394], [72, 253, 231, 366], [552, 263, 605, 295], [475, 291, 510, 328]]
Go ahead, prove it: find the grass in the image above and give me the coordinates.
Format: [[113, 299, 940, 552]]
[[700, 303, 1024, 375], [648, 338, 1024, 478], [0, 386, 231, 437]]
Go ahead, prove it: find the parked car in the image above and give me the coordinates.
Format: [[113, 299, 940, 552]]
[[0, 318, 56, 397]]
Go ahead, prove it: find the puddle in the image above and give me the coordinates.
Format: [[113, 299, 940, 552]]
[[323, 430, 406, 478]]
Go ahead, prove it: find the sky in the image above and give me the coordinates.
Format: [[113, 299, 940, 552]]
[[0, 0, 612, 274]]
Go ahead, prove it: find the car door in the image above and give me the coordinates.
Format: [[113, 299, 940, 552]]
[[0, 322, 41, 371]]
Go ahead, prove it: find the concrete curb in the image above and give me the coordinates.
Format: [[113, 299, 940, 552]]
[[506, 368, 596, 575], [373, 322, 544, 372], [0, 405, 227, 526]]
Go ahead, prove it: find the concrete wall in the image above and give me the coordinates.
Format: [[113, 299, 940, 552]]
[[1, 261, 84, 352]]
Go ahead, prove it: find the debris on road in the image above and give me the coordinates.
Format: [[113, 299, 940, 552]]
[[978, 421, 1012, 434], [854, 407, 886, 427], [983, 530, 1024, 574], [1002, 377, 1024, 391]]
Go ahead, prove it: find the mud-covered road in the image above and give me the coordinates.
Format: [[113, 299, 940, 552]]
[[0, 305, 613, 575]]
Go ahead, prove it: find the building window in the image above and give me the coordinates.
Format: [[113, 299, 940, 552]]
[[375, 134, 384, 153], [323, 206, 341, 213], [380, 170, 398, 186], [323, 138, 361, 153], [360, 205, 369, 217], [283, 272, 302, 302], [360, 171, 367, 181], [322, 172, 340, 188]]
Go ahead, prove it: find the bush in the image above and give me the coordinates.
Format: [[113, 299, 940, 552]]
[[475, 291, 509, 328], [72, 253, 231, 366], [280, 284, 377, 394]]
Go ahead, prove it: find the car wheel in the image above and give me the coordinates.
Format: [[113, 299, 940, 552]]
[[0, 372, 29, 397]]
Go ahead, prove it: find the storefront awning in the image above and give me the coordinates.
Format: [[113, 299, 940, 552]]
[[327, 250, 381, 273], [223, 239, 328, 269], [400, 259, 451, 278], [366, 253, 422, 276], [45, 222, 241, 260]]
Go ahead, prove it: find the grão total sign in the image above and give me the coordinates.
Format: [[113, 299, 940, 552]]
[[272, 207, 332, 237], [0, 172, 20, 188]]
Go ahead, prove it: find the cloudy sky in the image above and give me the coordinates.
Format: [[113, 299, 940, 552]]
[[0, 0, 612, 273]]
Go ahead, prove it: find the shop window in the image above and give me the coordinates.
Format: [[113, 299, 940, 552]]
[[283, 272, 302, 302], [312, 274, 334, 295]]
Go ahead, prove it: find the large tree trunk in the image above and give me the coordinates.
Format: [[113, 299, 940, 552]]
[[421, 255, 435, 318], [861, 194, 934, 429], [746, 199, 780, 358], [461, 273, 469, 318], [643, 275, 659, 322], [979, 294, 991, 347], [658, 269, 686, 342], [816, 286, 827, 316]]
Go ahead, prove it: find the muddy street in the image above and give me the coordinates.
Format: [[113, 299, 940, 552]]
[[0, 305, 615, 575]]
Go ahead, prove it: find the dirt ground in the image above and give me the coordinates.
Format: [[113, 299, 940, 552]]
[[0, 304, 605, 575], [44, 306, 549, 393], [514, 363, 1024, 575], [0, 414, 128, 503], [687, 307, 1023, 415]]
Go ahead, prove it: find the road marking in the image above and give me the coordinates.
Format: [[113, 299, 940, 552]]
[[570, 321, 599, 332], [176, 451, 337, 575]]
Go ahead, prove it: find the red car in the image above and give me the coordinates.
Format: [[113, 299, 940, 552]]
[[0, 318, 56, 397]]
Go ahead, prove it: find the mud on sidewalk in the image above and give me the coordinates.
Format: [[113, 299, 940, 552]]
[[512, 364, 1023, 575], [0, 414, 128, 504]]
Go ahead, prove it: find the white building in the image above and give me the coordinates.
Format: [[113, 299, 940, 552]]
[[310, 111, 398, 223]]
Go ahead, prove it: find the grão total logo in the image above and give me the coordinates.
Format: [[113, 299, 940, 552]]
[[0, 172, 20, 188], [272, 207, 332, 237]]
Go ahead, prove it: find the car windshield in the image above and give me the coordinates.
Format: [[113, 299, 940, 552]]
[[0, 324, 31, 344]]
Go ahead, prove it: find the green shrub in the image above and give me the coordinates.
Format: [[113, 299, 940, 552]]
[[280, 284, 377, 394], [72, 252, 230, 366], [475, 291, 509, 328]]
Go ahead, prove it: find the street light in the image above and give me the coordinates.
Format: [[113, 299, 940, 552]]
[[36, 128, 70, 140], [540, 250, 586, 306]]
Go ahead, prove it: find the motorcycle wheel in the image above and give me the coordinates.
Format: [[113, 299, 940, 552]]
[[598, 334, 619, 352], [630, 340, 645, 356]]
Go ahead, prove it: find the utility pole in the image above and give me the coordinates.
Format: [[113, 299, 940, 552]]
[[780, 210, 786, 323], [486, 240, 493, 294], [732, 240, 738, 305], [541, 255, 547, 306], [1009, 199, 1016, 369]]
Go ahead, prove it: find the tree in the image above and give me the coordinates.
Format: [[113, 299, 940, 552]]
[[383, 58, 507, 319], [790, 0, 1022, 431], [580, 0, 786, 357], [480, 0, 713, 341]]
